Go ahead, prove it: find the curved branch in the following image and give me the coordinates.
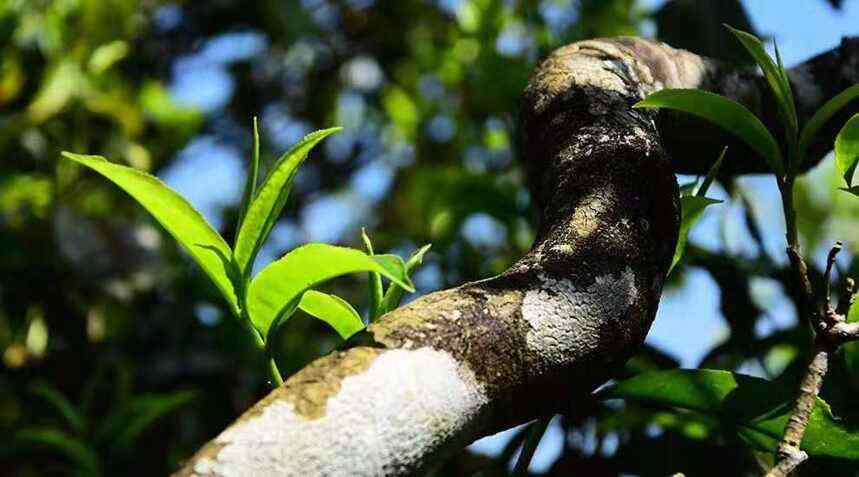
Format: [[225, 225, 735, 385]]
[[176, 37, 856, 476]]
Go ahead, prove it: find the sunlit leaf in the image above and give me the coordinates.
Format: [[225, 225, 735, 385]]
[[61, 153, 239, 315], [378, 244, 431, 316], [835, 114, 859, 187], [237, 117, 261, 232], [27, 59, 82, 123], [602, 369, 859, 460], [635, 89, 783, 176], [139, 81, 202, 129], [799, 84, 859, 158], [247, 243, 414, 336], [725, 26, 797, 138], [298, 290, 364, 339], [14, 428, 100, 474], [88, 40, 129, 74], [233, 128, 341, 277]]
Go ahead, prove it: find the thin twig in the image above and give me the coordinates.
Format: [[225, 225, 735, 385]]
[[765, 241, 857, 477]]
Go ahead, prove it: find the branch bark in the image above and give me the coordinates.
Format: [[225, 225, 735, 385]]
[[176, 37, 858, 477]]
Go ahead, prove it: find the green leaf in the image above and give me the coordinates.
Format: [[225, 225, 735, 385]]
[[378, 244, 432, 316], [835, 114, 859, 187], [669, 196, 722, 274], [14, 428, 100, 474], [30, 383, 86, 435], [96, 391, 195, 449], [361, 228, 383, 322], [635, 89, 783, 176], [601, 369, 859, 460], [298, 290, 364, 339], [799, 84, 859, 158], [236, 117, 261, 233], [62, 153, 239, 315], [513, 417, 551, 476], [695, 146, 727, 197], [247, 243, 414, 336], [725, 26, 797, 139], [233, 128, 341, 277], [840, 186, 859, 197]]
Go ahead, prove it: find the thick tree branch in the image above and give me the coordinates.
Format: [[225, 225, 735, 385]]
[[176, 37, 857, 476]]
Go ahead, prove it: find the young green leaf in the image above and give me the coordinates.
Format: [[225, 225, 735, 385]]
[[634, 89, 783, 176], [298, 290, 364, 339], [601, 369, 859, 460], [378, 244, 431, 317], [361, 227, 383, 322], [841, 186, 859, 197], [799, 84, 859, 158], [695, 146, 727, 197], [236, 116, 261, 232], [247, 243, 414, 336], [670, 196, 722, 274], [835, 113, 859, 187], [233, 128, 342, 277], [725, 26, 797, 138], [61, 153, 239, 315]]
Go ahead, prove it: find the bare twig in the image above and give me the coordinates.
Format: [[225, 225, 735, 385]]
[[765, 347, 826, 477], [766, 242, 858, 477]]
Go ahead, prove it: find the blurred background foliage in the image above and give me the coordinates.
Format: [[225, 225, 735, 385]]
[[0, 0, 857, 475]]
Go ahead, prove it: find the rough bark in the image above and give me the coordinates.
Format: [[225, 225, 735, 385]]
[[176, 37, 859, 477]]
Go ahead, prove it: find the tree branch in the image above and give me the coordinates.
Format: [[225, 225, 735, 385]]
[[767, 243, 858, 477], [176, 37, 858, 476]]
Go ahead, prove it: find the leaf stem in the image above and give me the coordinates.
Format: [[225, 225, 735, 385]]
[[238, 279, 284, 388]]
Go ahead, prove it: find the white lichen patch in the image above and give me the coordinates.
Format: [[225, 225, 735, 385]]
[[193, 348, 488, 476], [522, 267, 637, 367]]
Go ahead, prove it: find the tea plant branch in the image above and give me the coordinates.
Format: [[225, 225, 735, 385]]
[[176, 37, 859, 477], [767, 242, 859, 477]]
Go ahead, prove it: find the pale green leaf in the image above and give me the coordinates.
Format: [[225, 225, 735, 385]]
[[233, 128, 341, 277], [237, 117, 261, 232], [835, 114, 859, 187], [378, 244, 432, 316], [299, 290, 364, 339], [799, 84, 859, 158], [726, 26, 797, 136], [61, 153, 239, 315], [635, 89, 783, 176], [361, 227, 383, 322], [602, 369, 859, 460], [88, 40, 129, 74], [247, 243, 414, 335]]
